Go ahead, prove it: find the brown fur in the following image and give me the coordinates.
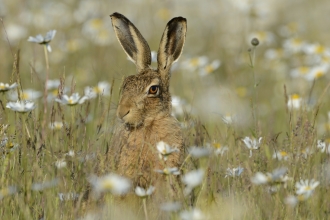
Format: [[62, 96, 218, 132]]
[[108, 12, 187, 192]]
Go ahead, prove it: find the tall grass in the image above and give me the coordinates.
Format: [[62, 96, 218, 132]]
[[1, 0, 330, 219]]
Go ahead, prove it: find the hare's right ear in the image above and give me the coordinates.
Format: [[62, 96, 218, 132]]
[[110, 12, 151, 73], [157, 17, 187, 73]]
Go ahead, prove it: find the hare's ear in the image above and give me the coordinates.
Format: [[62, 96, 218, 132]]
[[157, 17, 187, 73], [110, 12, 151, 73]]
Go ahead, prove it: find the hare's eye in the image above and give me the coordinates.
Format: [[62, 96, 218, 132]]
[[148, 86, 159, 95]]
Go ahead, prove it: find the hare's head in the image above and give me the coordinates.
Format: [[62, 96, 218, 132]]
[[110, 13, 187, 129]]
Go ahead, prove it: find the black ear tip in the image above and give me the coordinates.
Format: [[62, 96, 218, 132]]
[[110, 12, 124, 19], [168, 16, 187, 24]]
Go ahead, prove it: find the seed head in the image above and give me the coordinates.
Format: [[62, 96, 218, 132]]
[[251, 38, 259, 46]]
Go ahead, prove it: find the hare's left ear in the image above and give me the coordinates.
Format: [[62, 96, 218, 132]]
[[110, 12, 151, 73], [157, 17, 187, 74]]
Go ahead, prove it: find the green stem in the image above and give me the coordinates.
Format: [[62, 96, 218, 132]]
[[42, 45, 50, 143], [248, 47, 259, 136], [142, 198, 149, 220]]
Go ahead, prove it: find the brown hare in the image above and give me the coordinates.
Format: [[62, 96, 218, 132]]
[[109, 12, 187, 192]]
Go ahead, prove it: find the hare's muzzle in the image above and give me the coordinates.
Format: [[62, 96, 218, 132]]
[[117, 104, 130, 120]]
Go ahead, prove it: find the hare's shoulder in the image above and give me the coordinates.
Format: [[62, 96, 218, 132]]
[[111, 116, 183, 147], [149, 116, 183, 147]]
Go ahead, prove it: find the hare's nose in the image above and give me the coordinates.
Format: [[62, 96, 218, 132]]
[[117, 105, 130, 119]]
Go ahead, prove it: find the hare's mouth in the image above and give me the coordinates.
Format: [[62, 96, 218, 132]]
[[124, 122, 143, 131]]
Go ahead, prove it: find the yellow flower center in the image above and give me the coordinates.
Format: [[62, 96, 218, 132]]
[[0, 85, 5, 89], [212, 143, 221, 149], [190, 58, 200, 67], [315, 45, 325, 54], [98, 30, 109, 40], [6, 142, 14, 149], [236, 87, 247, 98], [93, 87, 102, 94], [258, 31, 267, 40], [0, 188, 9, 196], [101, 181, 113, 190], [51, 90, 58, 96], [21, 93, 29, 100], [297, 194, 306, 201], [293, 38, 302, 46], [91, 19, 103, 29], [67, 40, 79, 52], [205, 65, 215, 74], [291, 94, 300, 100], [304, 186, 312, 191], [325, 123, 330, 130], [288, 22, 298, 32], [299, 66, 309, 74], [157, 8, 170, 20], [315, 71, 324, 78], [322, 56, 330, 63], [280, 151, 287, 156]]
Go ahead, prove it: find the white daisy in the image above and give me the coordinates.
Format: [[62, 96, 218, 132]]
[[286, 179, 320, 206], [285, 195, 299, 207], [8, 89, 42, 101], [88, 173, 131, 196], [303, 43, 330, 56], [49, 121, 64, 130], [181, 56, 208, 71], [182, 169, 204, 195], [180, 208, 204, 220], [155, 167, 180, 175], [287, 94, 302, 110], [221, 113, 234, 125], [301, 147, 313, 159], [264, 48, 284, 60], [272, 151, 289, 160], [58, 192, 79, 201], [211, 143, 229, 156], [6, 100, 36, 113], [290, 66, 310, 78], [84, 81, 110, 98], [46, 79, 61, 90], [305, 65, 329, 81], [171, 96, 186, 117], [225, 166, 244, 178], [199, 60, 221, 76], [242, 136, 262, 157], [0, 82, 17, 92], [251, 167, 288, 185], [156, 141, 179, 161], [28, 30, 56, 52], [283, 37, 306, 53], [55, 93, 89, 106], [188, 146, 212, 158], [160, 201, 181, 212], [65, 150, 75, 157], [32, 178, 59, 191], [55, 159, 67, 169], [135, 186, 155, 198], [295, 179, 319, 198], [317, 139, 330, 154], [0, 186, 17, 200], [82, 18, 113, 46]]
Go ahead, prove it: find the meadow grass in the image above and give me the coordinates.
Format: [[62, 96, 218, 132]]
[[1, 0, 330, 219]]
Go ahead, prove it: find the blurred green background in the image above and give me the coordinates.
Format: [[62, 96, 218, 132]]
[[1, 0, 330, 137]]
